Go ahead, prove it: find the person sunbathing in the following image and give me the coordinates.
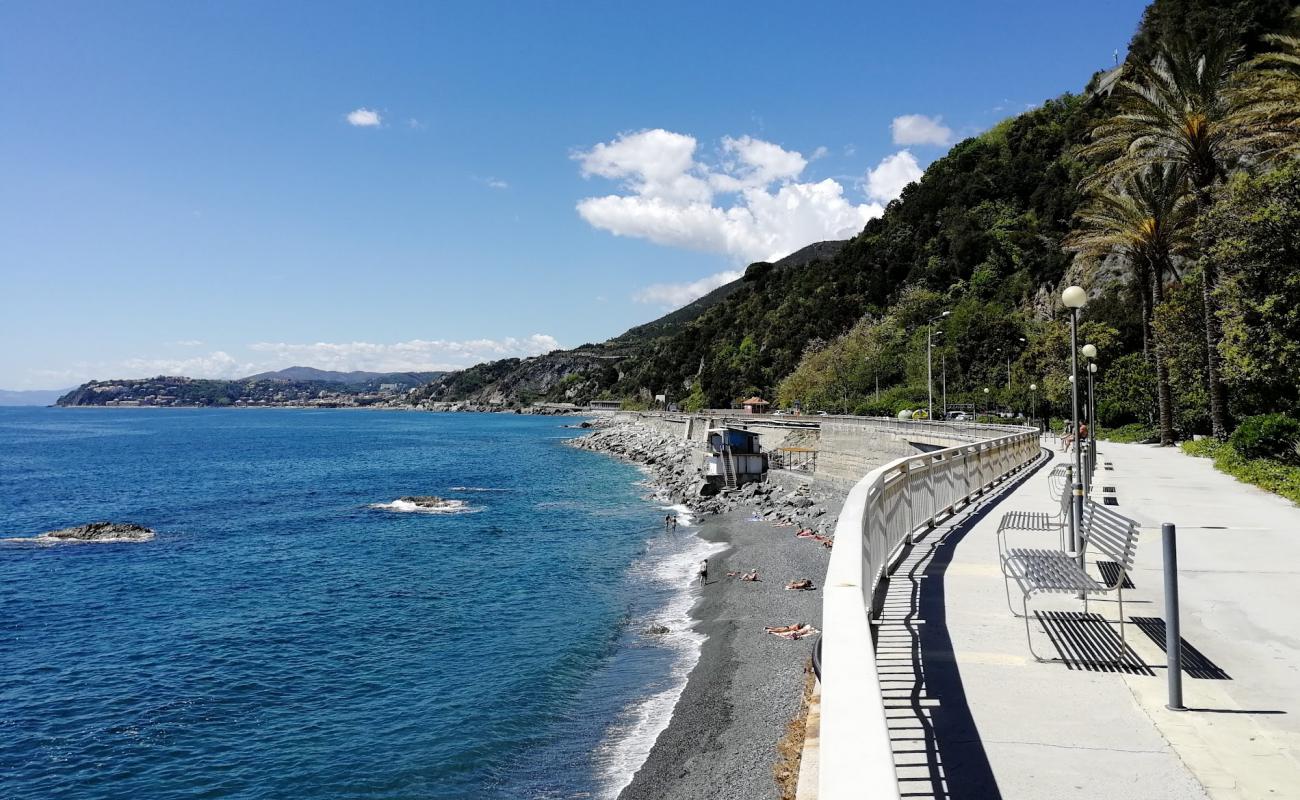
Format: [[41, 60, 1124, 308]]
[[766, 623, 820, 640], [765, 623, 806, 633], [740, 570, 760, 581], [784, 579, 814, 590]]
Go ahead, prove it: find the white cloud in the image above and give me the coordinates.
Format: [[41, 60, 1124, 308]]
[[119, 351, 254, 379], [574, 129, 885, 263], [864, 150, 923, 205], [168, 339, 205, 347], [576, 128, 711, 203], [35, 336, 565, 387], [346, 108, 382, 127], [810, 145, 829, 161], [486, 178, 509, 190], [710, 135, 807, 191], [634, 270, 743, 309], [248, 335, 562, 373], [891, 114, 953, 146]]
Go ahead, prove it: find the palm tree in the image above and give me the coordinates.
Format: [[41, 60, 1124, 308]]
[[1080, 37, 1287, 439], [1066, 165, 1196, 445], [1243, 10, 1300, 152]]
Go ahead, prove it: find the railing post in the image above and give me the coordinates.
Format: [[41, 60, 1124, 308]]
[[1163, 523, 1186, 711]]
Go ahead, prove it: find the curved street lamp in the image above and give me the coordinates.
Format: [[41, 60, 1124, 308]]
[[1062, 286, 1087, 557], [927, 311, 950, 422]]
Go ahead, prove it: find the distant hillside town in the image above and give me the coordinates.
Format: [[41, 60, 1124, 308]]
[[56, 369, 444, 409]]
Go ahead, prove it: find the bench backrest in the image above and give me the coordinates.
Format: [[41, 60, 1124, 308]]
[[1081, 501, 1140, 579], [1058, 478, 1072, 518], [1048, 464, 1071, 498]]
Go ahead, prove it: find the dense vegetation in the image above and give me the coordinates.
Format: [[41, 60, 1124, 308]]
[[413, 0, 1300, 465]]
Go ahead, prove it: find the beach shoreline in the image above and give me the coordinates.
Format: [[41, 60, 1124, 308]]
[[570, 419, 844, 799]]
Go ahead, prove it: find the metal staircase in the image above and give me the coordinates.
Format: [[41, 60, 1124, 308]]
[[721, 444, 738, 489]]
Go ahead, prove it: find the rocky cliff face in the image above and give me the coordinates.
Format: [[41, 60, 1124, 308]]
[[411, 348, 625, 407]]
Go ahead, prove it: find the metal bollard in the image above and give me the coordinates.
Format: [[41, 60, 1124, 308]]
[[1163, 522, 1186, 711]]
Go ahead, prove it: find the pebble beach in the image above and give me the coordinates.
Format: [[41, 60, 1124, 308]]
[[570, 418, 847, 799]]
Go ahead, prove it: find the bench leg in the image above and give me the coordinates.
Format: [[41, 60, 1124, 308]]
[[1022, 593, 1048, 663], [1117, 582, 1125, 648], [1001, 557, 1030, 618]]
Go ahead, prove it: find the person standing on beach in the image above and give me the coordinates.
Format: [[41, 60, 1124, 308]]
[[697, 559, 708, 583], [665, 514, 672, 532], [671, 515, 678, 531]]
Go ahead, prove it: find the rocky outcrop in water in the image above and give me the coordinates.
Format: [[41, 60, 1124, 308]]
[[40, 522, 155, 542], [399, 496, 451, 508]]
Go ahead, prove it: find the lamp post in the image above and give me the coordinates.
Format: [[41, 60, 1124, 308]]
[[1030, 383, 1038, 432], [941, 352, 948, 419], [1081, 343, 1098, 428], [1063, 286, 1087, 559], [927, 311, 950, 421], [1006, 336, 1025, 391], [983, 386, 991, 419], [1088, 361, 1098, 432]]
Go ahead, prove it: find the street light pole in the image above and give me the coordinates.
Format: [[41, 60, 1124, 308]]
[[927, 311, 950, 421], [927, 328, 933, 421], [1030, 382, 1038, 432], [941, 352, 947, 419], [1063, 286, 1088, 559], [1089, 361, 1098, 433]]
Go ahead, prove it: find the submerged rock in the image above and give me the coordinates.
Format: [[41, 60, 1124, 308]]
[[41, 522, 155, 542], [398, 496, 451, 508], [644, 624, 671, 635]]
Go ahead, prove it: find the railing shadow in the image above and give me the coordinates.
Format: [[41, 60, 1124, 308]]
[[878, 448, 1053, 800]]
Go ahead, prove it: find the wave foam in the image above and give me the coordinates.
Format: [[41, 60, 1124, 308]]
[[2, 531, 158, 545], [368, 499, 481, 514], [595, 525, 725, 798]]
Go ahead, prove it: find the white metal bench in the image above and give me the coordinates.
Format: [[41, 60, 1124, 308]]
[[996, 472, 1072, 559], [1046, 463, 1072, 499], [1002, 501, 1140, 663]]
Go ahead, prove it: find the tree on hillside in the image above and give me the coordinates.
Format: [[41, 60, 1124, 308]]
[[1243, 9, 1300, 155], [1081, 36, 1295, 437], [1065, 165, 1197, 444], [1200, 163, 1300, 417]]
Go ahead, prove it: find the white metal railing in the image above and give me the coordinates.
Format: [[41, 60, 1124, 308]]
[[818, 426, 1040, 799]]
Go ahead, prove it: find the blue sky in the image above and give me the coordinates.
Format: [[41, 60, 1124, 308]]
[[1, 1, 1149, 388]]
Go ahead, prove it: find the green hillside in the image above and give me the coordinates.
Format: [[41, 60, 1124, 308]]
[[413, 0, 1300, 446]]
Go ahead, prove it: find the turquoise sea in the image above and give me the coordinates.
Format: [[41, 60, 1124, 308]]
[[0, 408, 710, 799]]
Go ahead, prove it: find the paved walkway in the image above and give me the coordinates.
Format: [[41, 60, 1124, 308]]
[[883, 441, 1300, 799]]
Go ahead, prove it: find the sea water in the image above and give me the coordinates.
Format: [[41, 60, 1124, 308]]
[[0, 408, 712, 799]]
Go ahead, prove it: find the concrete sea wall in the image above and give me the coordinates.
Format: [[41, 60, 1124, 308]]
[[614, 412, 1007, 484]]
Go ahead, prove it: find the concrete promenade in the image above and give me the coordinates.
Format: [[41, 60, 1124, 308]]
[[883, 441, 1300, 799]]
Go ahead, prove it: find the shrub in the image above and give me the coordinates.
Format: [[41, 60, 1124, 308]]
[[1182, 439, 1300, 506], [1229, 413, 1300, 463], [1097, 423, 1156, 443]]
